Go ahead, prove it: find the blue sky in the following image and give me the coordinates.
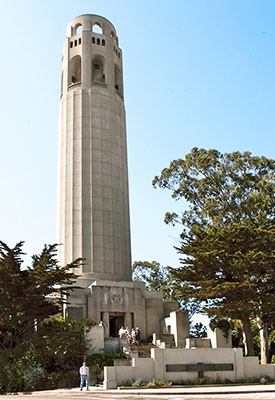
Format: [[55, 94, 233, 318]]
[[1, 0, 275, 277]]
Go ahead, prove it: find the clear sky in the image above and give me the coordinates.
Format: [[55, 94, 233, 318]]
[[1, 0, 275, 276]]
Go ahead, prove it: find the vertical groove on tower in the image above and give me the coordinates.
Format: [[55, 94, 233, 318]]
[[82, 89, 92, 273]]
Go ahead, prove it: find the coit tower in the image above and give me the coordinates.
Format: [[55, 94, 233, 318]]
[[57, 14, 132, 287]]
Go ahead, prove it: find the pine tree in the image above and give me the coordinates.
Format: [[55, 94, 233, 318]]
[[0, 241, 81, 349]]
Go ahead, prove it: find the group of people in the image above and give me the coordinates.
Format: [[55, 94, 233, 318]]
[[79, 324, 141, 390], [118, 326, 141, 344]]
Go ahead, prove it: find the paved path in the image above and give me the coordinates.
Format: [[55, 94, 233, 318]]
[[1, 384, 275, 400]]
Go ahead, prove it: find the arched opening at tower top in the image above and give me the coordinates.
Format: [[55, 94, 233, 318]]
[[114, 64, 122, 91], [74, 23, 82, 35], [110, 31, 118, 46], [92, 55, 105, 83], [69, 55, 81, 85], [92, 23, 103, 34]]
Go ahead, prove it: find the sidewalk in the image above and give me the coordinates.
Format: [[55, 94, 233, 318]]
[[27, 383, 275, 396]]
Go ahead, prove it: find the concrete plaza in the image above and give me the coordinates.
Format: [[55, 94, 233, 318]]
[[2, 383, 275, 400]]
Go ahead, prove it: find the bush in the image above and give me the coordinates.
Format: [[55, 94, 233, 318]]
[[0, 343, 46, 394], [132, 378, 144, 387], [0, 317, 95, 393], [86, 352, 128, 382], [147, 379, 172, 387]]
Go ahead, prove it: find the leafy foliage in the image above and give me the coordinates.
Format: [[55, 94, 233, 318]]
[[0, 318, 94, 393], [0, 342, 46, 393], [190, 322, 207, 338], [132, 260, 201, 316], [153, 147, 275, 229], [171, 223, 275, 323], [0, 241, 81, 349], [86, 352, 128, 381], [153, 148, 275, 358], [33, 317, 95, 373], [132, 261, 175, 301]]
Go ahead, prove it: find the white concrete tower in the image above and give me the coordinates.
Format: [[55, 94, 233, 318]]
[[58, 14, 132, 287]]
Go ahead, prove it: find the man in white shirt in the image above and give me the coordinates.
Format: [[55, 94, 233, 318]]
[[118, 326, 126, 338], [79, 362, 89, 391]]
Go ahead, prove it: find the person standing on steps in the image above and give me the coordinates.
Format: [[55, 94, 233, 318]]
[[135, 327, 141, 345], [131, 328, 136, 344], [79, 362, 89, 391], [118, 325, 125, 338], [125, 327, 131, 343]]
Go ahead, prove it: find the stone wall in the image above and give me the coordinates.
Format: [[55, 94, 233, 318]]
[[104, 347, 275, 389]]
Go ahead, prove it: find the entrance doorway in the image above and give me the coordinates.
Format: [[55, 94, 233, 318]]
[[109, 313, 124, 337]]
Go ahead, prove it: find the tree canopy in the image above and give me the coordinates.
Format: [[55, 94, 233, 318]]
[[132, 261, 173, 301], [153, 147, 275, 229], [0, 241, 81, 349], [132, 260, 201, 317], [153, 148, 275, 359]]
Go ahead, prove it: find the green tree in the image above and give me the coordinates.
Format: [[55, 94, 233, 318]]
[[0, 317, 95, 393], [170, 223, 275, 357], [33, 317, 94, 373], [132, 261, 173, 301], [190, 322, 207, 338], [153, 148, 275, 360], [0, 241, 81, 349], [132, 260, 201, 317], [32, 317, 95, 388]]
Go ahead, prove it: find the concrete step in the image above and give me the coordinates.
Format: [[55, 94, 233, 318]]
[[128, 342, 158, 358]]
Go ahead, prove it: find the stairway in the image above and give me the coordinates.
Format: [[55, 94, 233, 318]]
[[128, 342, 158, 358]]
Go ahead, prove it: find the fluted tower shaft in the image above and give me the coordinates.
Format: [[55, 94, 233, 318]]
[[57, 14, 132, 286]]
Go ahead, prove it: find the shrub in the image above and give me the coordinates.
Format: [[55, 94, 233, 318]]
[[147, 379, 172, 387], [0, 343, 46, 393], [86, 352, 128, 382], [0, 317, 94, 393], [132, 378, 144, 387]]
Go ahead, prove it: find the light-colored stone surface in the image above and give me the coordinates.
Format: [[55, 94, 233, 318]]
[[104, 347, 275, 389], [185, 337, 212, 348], [4, 384, 275, 399], [86, 325, 104, 354], [57, 14, 131, 286], [56, 14, 203, 345], [165, 309, 189, 347], [208, 327, 232, 348]]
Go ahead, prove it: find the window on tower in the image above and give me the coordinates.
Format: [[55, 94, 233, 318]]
[[114, 64, 121, 92], [92, 56, 105, 84], [74, 23, 82, 36], [92, 23, 103, 34], [69, 55, 81, 85]]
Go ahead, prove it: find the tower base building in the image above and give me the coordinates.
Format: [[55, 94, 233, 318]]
[[57, 14, 176, 340], [67, 281, 178, 340]]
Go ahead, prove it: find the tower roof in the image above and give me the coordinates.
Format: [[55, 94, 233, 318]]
[[66, 14, 117, 39]]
